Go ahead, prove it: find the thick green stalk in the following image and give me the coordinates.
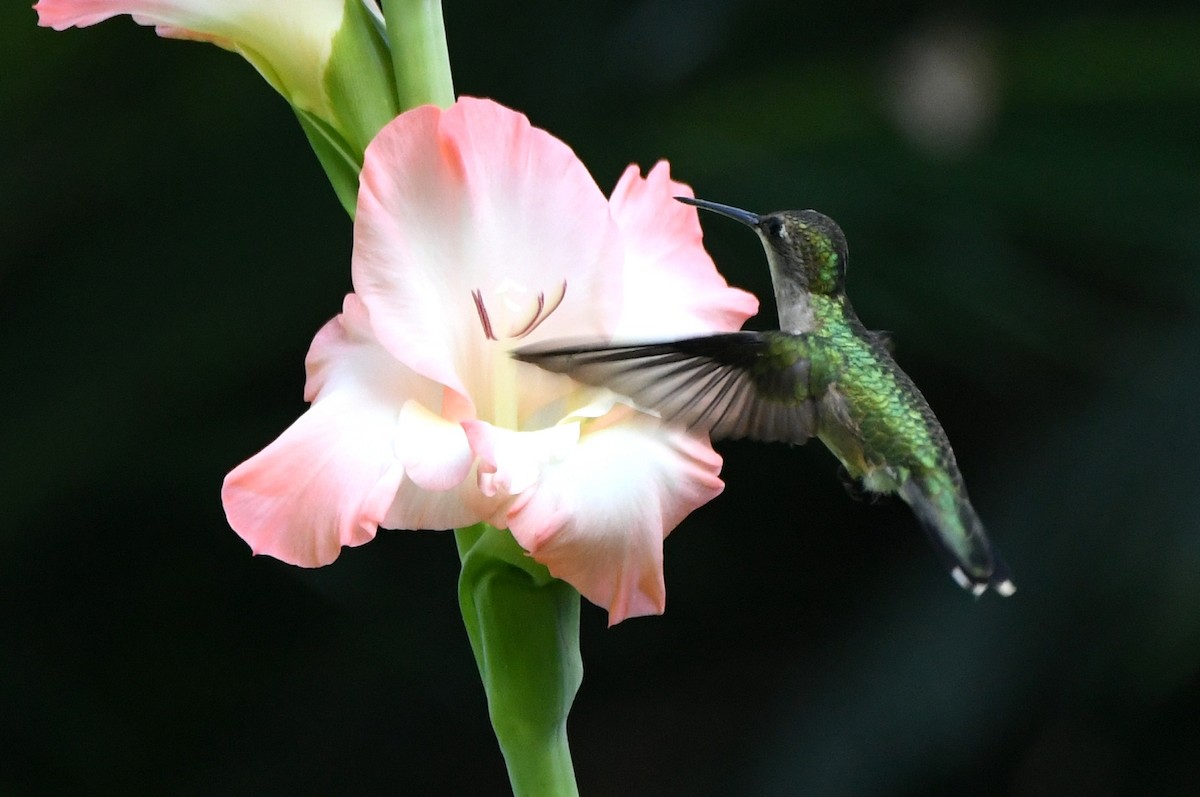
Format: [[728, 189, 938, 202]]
[[381, 0, 455, 109], [456, 525, 582, 797], [315, 7, 578, 792]]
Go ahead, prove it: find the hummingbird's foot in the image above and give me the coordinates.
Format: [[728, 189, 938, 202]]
[[836, 463, 865, 500], [836, 464, 890, 505]]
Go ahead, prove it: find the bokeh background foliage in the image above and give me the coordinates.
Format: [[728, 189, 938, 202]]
[[4, 1, 1200, 794]]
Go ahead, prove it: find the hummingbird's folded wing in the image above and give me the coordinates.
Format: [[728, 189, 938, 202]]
[[513, 332, 818, 444]]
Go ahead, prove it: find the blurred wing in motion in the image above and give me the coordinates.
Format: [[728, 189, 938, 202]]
[[514, 332, 819, 444]]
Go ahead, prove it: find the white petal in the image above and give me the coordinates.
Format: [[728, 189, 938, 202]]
[[463, 419, 581, 498], [507, 415, 725, 625]]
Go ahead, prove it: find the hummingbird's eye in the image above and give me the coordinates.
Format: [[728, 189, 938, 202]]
[[765, 218, 785, 238]]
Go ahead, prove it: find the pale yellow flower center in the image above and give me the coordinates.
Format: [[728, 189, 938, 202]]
[[471, 279, 568, 430]]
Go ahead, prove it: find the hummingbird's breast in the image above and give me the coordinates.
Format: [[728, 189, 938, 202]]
[[811, 308, 957, 489]]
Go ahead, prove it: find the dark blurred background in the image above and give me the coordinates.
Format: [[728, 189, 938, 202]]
[[5, 1, 1200, 794]]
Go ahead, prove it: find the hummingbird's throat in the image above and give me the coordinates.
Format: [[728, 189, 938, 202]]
[[470, 278, 567, 341]]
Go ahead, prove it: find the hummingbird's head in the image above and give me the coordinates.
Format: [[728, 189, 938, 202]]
[[676, 198, 849, 296]]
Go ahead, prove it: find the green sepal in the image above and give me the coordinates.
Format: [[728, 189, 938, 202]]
[[294, 0, 403, 218], [324, 0, 402, 156], [295, 108, 362, 218], [455, 524, 581, 797]]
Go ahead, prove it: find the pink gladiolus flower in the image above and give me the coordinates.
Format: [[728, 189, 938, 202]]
[[222, 97, 759, 625], [35, 0, 355, 125]]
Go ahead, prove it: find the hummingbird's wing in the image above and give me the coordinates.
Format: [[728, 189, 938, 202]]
[[513, 332, 818, 444]]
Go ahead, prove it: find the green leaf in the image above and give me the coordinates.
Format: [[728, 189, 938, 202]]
[[295, 108, 362, 217]]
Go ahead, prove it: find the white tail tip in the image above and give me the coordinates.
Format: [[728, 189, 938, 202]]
[[951, 567, 1016, 597]]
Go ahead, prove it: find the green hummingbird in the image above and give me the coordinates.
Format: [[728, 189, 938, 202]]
[[514, 197, 1013, 597]]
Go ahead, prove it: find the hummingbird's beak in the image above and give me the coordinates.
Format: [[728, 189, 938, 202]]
[[675, 196, 761, 227]]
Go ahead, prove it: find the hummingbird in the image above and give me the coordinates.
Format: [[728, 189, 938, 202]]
[[513, 197, 1014, 597]]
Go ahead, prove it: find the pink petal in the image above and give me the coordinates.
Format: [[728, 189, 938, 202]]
[[382, 467, 489, 533], [462, 419, 580, 498], [506, 416, 725, 625], [34, 0, 341, 36], [397, 400, 474, 491], [608, 161, 760, 338], [35, 0, 345, 117], [303, 294, 430, 405], [352, 97, 624, 408], [222, 390, 403, 567], [223, 295, 477, 565], [35, 0, 148, 29]]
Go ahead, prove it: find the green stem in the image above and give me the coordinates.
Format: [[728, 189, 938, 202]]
[[456, 525, 582, 797], [381, 0, 455, 109]]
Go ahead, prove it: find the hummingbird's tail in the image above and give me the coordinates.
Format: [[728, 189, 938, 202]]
[[899, 477, 1015, 597]]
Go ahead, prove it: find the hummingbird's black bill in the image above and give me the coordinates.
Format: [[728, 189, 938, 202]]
[[675, 196, 760, 227]]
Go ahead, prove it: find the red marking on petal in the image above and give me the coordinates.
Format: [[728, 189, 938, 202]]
[[544, 279, 568, 319], [471, 289, 497, 340], [510, 291, 546, 339], [512, 279, 568, 339]]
